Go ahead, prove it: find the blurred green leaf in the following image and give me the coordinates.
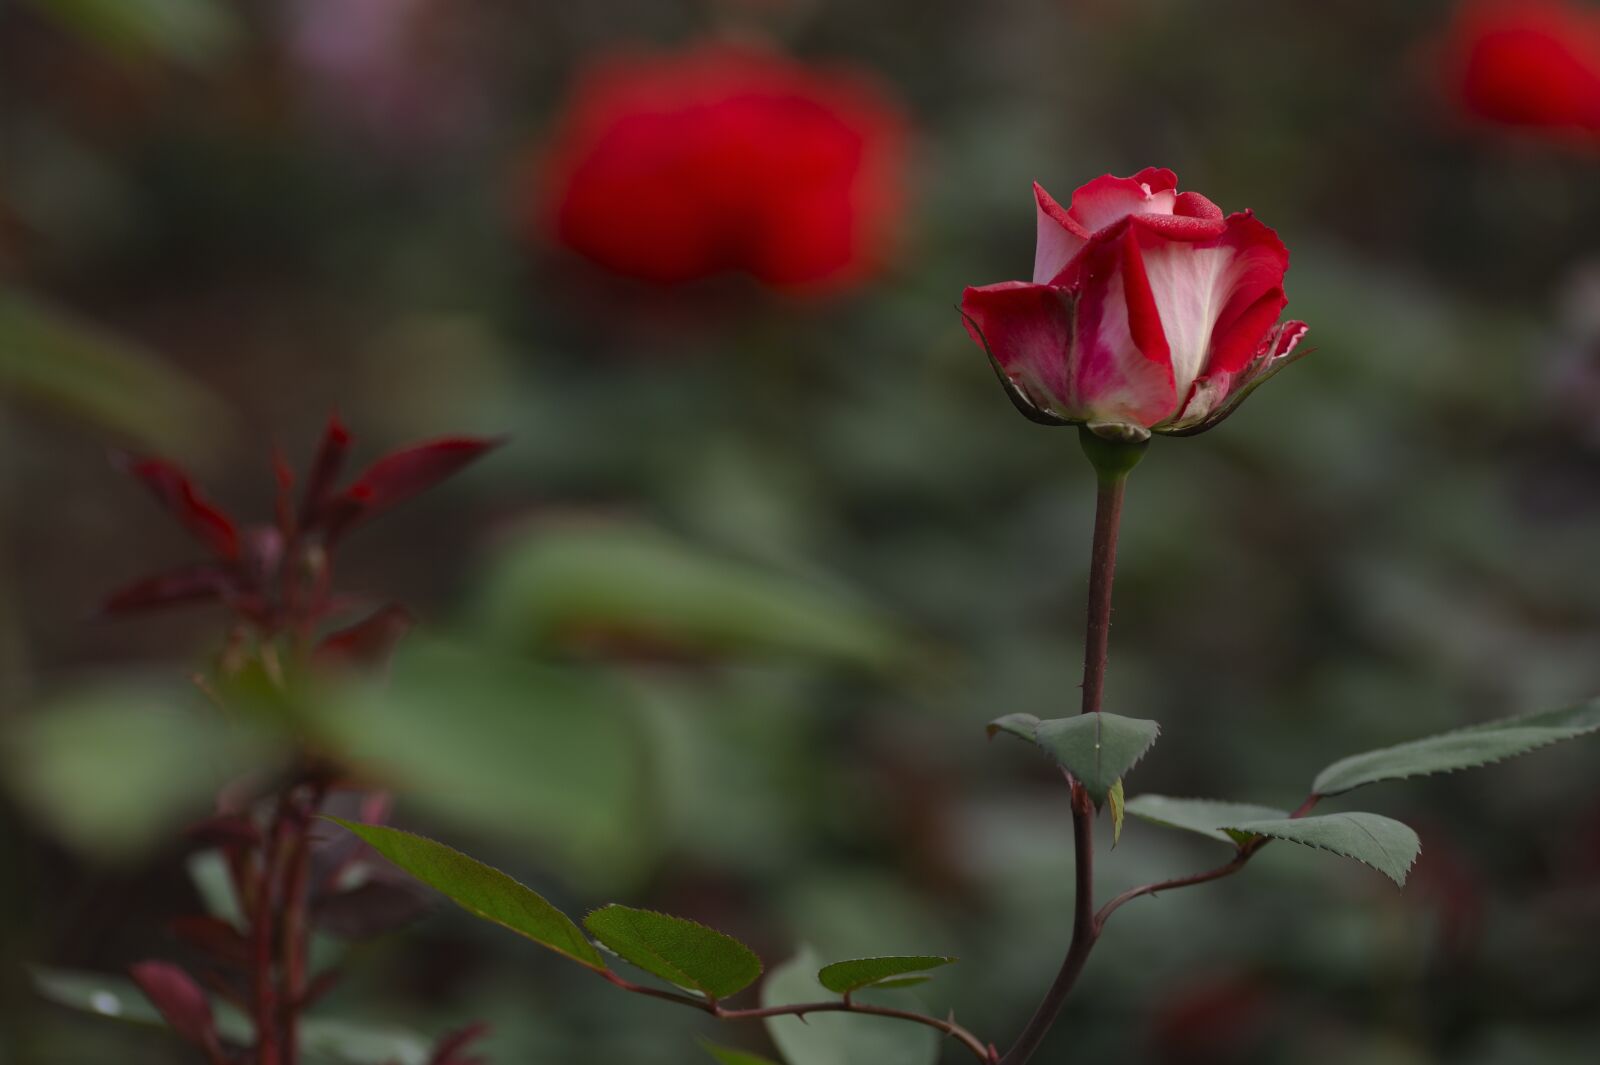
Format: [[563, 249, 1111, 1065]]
[[762, 947, 937, 1065], [703, 1043, 782, 1065], [474, 522, 906, 668], [311, 641, 643, 884], [815, 956, 955, 995], [1312, 697, 1600, 797], [0, 292, 226, 453], [1, 680, 273, 859], [1222, 813, 1420, 887], [1125, 796, 1289, 846], [989, 711, 1160, 805], [186, 849, 246, 930], [584, 904, 761, 999], [299, 1019, 431, 1065], [327, 819, 606, 972], [31, 967, 431, 1063], [25, 0, 237, 67]]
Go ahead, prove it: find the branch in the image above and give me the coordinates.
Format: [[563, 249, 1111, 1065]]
[[600, 971, 996, 1063], [1095, 793, 1322, 929], [996, 780, 1098, 1065]]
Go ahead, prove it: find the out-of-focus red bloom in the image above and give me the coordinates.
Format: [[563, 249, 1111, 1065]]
[[104, 416, 500, 653], [1440, 0, 1600, 138], [960, 169, 1308, 440], [532, 41, 909, 290]]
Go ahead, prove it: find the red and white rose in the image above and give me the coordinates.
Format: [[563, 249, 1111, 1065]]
[[960, 168, 1308, 439]]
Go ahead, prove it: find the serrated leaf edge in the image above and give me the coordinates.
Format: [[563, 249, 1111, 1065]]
[[326, 817, 607, 971], [583, 904, 761, 999], [1313, 719, 1600, 797], [1035, 713, 1160, 804], [1221, 813, 1421, 888], [815, 955, 957, 995], [1125, 796, 1290, 845]]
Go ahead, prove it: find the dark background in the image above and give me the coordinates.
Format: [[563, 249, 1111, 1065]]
[[4, 2, 1600, 1063]]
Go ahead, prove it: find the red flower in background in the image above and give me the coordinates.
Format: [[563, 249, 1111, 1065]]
[[106, 416, 500, 661], [532, 41, 909, 290], [1440, 0, 1600, 138]]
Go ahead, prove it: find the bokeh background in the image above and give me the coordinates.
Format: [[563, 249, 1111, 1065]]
[[5, 1, 1600, 1063]]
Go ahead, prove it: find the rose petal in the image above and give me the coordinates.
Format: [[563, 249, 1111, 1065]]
[[1133, 211, 1289, 398], [960, 281, 1077, 419], [1059, 224, 1179, 428]]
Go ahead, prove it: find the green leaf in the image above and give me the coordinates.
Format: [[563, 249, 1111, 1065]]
[[327, 819, 606, 972], [26, 0, 237, 67], [474, 523, 906, 669], [1221, 813, 1421, 887], [32, 967, 249, 1041], [1107, 779, 1126, 847], [985, 713, 1039, 741], [309, 641, 643, 886], [1026, 713, 1160, 805], [0, 292, 227, 453], [1125, 796, 1289, 846], [702, 1041, 782, 1065], [583, 904, 761, 1000], [816, 956, 955, 995], [1312, 697, 1600, 797], [186, 850, 246, 930], [299, 1019, 431, 1065], [1, 680, 272, 859], [762, 947, 937, 1065]]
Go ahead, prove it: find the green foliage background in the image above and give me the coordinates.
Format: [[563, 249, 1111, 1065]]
[[4, 1, 1600, 1063]]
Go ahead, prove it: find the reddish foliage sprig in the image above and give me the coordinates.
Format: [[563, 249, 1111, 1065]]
[[115, 417, 501, 1065]]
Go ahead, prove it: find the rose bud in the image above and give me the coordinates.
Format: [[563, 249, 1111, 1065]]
[[531, 41, 908, 291], [960, 169, 1308, 441]]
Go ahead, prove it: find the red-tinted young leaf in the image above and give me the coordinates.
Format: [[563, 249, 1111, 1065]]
[[429, 1022, 491, 1065], [128, 961, 222, 1054], [118, 456, 240, 560], [273, 446, 297, 538], [170, 916, 253, 968], [320, 436, 502, 542], [312, 877, 434, 939], [313, 604, 415, 671], [101, 564, 233, 614], [185, 813, 262, 849], [299, 412, 353, 527]]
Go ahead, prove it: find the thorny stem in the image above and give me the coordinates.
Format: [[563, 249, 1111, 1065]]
[[997, 438, 1136, 1065], [1078, 470, 1127, 720], [600, 971, 996, 1063]]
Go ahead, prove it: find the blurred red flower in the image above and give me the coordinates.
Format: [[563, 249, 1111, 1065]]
[[1441, 0, 1600, 138], [532, 41, 909, 290]]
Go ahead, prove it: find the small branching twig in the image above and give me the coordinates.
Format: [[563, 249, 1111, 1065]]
[[599, 970, 995, 1062]]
